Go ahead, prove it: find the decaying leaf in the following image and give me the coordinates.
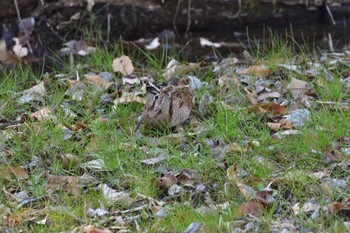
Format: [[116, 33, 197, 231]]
[[114, 91, 145, 105], [12, 38, 28, 58], [45, 174, 80, 195], [57, 153, 80, 169], [60, 40, 96, 56], [80, 159, 106, 171], [145, 37, 160, 50], [18, 81, 47, 104], [112, 55, 134, 76], [162, 59, 200, 81], [31, 107, 55, 121], [84, 225, 113, 233], [156, 172, 178, 191], [99, 184, 132, 206], [141, 154, 169, 165], [250, 102, 287, 115], [238, 65, 272, 77], [85, 75, 113, 90], [200, 37, 221, 48], [183, 222, 201, 233], [256, 91, 281, 102], [272, 130, 301, 139], [176, 169, 195, 186], [244, 87, 258, 105], [236, 199, 265, 217], [1, 166, 29, 181], [227, 164, 254, 200], [286, 78, 308, 99]]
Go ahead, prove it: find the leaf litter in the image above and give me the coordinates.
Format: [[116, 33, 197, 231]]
[[1, 41, 350, 232]]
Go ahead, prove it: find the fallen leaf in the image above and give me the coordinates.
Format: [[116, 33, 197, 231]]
[[183, 222, 201, 233], [255, 190, 275, 204], [256, 91, 281, 102], [99, 184, 132, 206], [325, 201, 350, 215], [86, 0, 95, 13], [238, 65, 272, 77], [250, 102, 286, 115], [267, 122, 282, 131], [176, 170, 195, 186], [141, 154, 169, 165], [2, 166, 29, 181], [18, 81, 47, 104], [12, 38, 28, 58], [112, 55, 134, 76], [31, 107, 55, 121], [57, 153, 80, 169], [80, 159, 106, 171], [156, 172, 178, 191], [85, 75, 113, 90], [227, 164, 254, 200], [84, 225, 113, 233], [286, 78, 308, 99], [156, 172, 178, 190], [199, 37, 221, 48], [46, 175, 80, 195], [162, 59, 200, 81], [115, 93, 145, 105], [145, 37, 160, 50], [244, 87, 258, 105], [236, 199, 265, 217]]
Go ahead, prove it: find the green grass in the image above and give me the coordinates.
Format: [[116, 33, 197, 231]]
[[0, 34, 350, 232]]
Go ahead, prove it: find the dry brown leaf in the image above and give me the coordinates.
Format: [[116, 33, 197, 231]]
[[57, 153, 80, 170], [156, 172, 178, 191], [2, 166, 29, 181], [112, 55, 134, 76], [250, 102, 286, 115], [162, 61, 200, 81], [256, 190, 275, 204], [286, 78, 308, 99], [236, 199, 265, 217], [31, 107, 53, 121], [99, 184, 132, 206], [176, 170, 195, 186], [227, 164, 239, 183], [70, 122, 86, 131], [325, 202, 350, 214], [84, 225, 113, 233], [238, 65, 272, 77], [244, 87, 257, 105], [256, 91, 281, 102], [46, 175, 80, 195], [85, 75, 113, 90], [267, 122, 282, 131], [114, 91, 145, 105], [141, 154, 169, 165], [227, 164, 251, 200]]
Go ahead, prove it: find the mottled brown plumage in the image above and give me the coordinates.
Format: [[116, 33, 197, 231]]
[[135, 85, 193, 131]]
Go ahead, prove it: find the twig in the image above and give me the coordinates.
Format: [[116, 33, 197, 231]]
[[233, 0, 242, 18], [324, 2, 336, 25], [13, 0, 33, 54], [328, 33, 334, 52], [173, 0, 182, 36], [185, 0, 192, 37], [107, 13, 111, 43]]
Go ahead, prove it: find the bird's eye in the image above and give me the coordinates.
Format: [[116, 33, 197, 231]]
[[154, 95, 159, 100]]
